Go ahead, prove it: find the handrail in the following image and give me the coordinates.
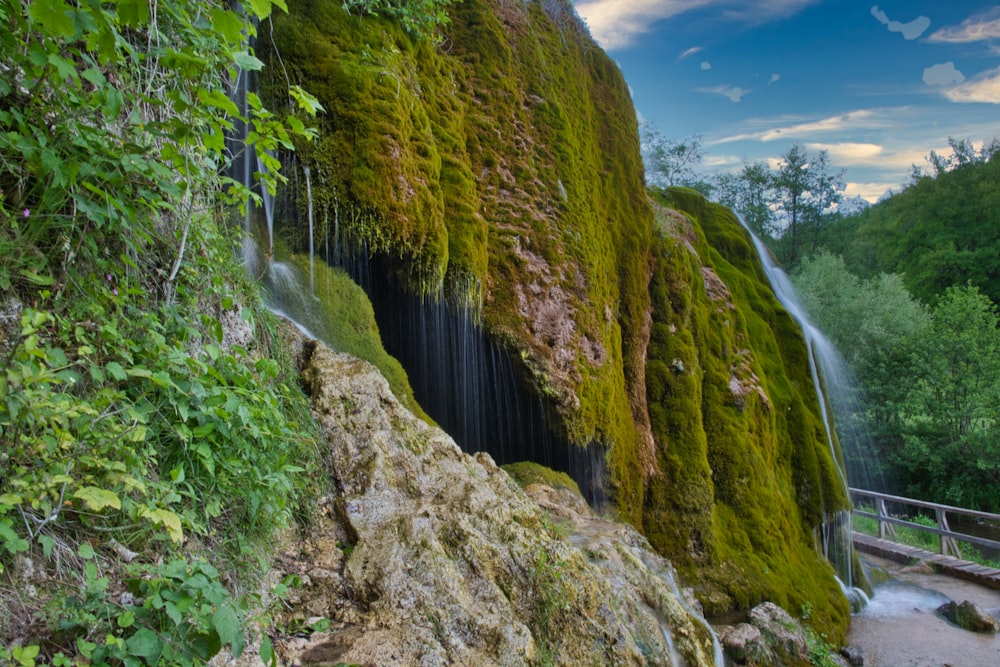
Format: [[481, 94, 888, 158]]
[[849, 487, 1000, 560], [849, 488, 1000, 523]]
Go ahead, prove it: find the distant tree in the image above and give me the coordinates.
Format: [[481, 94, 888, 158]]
[[714, 161, 775, 239], [640, 123, 705, 190], [801, 149, 845, 254], [925, 136, 1000, 176], [772, 143, 811, 263]]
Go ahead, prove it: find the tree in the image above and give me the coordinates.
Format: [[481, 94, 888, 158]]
[[897, 285, 1000, 509], [801, 149, 845, 254], [714, 161, 775, 239], [640, 123, 705, 190], [771, 143, 811, 263]]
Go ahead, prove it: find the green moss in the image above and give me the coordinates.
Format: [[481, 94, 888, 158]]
[[642, 188, 850, 641], [262, 0, 652, 526], [267, 247, 428, 421], [503, 461, 583, 497]]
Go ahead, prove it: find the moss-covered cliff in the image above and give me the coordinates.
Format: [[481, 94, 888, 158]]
[[261, 0, 849, 638], [645, 188, 849, 636], [261, 0, 651, 523]]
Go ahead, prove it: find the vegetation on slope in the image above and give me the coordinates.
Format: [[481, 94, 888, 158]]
[[818, 140, 1000, 304], [0, 0, 326, 661]]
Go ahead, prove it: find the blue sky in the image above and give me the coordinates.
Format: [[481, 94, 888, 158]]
[[572, 1, 1000, 202]]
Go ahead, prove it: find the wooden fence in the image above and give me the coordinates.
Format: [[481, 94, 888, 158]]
[[850, 487, 1000, 560]]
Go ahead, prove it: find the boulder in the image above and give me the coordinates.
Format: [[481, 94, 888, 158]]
[[717, 623, 765, 663], [936, 600, 1000, 633], [748, 602, 810, 663]]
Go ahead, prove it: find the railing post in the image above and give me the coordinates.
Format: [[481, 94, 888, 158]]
[[936, 508, 961, 559], [876, 498, 895, 538]]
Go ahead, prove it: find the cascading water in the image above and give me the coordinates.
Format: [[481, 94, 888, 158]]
[[304, 166, 314, 294], [337, 251, 610, 508], [742, 224, 871, 609]]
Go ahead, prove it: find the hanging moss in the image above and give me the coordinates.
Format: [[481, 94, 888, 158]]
[[260, 0, 651, 526], [644, 188, 849, 641]]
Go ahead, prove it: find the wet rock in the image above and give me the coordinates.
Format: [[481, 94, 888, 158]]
[[271, 338, 720, 666], [936, 600, 1000, 633], [840, 644, 864, 665]]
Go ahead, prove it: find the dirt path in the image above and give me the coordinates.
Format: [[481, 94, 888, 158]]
[[847, 556, 1000, 666]]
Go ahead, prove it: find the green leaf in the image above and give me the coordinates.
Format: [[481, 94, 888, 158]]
[[105, 361, 127, 381], [212, 604, 241, 645], [125, 628, 162, 661], [38, 534, 55, 559], [188, 630, 222, 660], [0, 493, 23, 507], [209, 8, 246, 43], [198, 88, 240, 117], [259, 637, 276, 667], [74, 487, 122, 512], [243, 0, 275, 20], [115, 0, 150, 26], [11, 644, 40, 667], [289, 85, 324, 116], [232, 51, 265, 72], [47, 53, 80, 85], [77, 543, 96, 560], [141, 508, 184, 544], [27, 0, 76, 39]]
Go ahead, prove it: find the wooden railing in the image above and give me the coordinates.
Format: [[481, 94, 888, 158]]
[[850, 488, 1000, 560]]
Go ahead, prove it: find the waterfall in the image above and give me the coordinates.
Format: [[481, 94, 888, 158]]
[[304, 166, 314, 294], [742, 225, 870, 606], [339, 252, 609, 507]]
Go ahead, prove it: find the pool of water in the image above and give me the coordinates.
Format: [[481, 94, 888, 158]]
[[847, 557, 1000, 666]]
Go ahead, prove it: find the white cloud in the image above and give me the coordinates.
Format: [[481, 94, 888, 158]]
[[805, 142, 884, 161], [698, 85, 749, 102], [769, 73, 780, 84], [575, 0, 817, 50], [701, 61, 712, 70], [679, 46, 703, 59], [709, 109, 886, 144], [943, 66, 1000, 104], [928, 7, 1000, 43], [870, 5, 931, 40], [923, 62, 965, 87]]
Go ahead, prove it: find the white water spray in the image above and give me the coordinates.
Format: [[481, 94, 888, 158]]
[[741, 223, 869, 603]]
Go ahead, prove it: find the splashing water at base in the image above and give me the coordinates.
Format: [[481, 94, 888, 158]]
[[849, 556, 1000, 666]]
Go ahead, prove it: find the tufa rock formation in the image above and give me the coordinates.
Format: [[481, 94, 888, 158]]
[[271, 328, 719, 665], [260, 0, 851, 638]]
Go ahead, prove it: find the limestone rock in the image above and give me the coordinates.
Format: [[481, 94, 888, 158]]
[[271, 336, 719, 666], [937, 600, 1000, 633], [749, 602, 809, 662], [717, 623, 765, 663]]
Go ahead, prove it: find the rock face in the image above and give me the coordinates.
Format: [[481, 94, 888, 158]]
[[937, 600, 1000, 633], [273, 333, 718, 665], [262, 0, 851, 638]]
